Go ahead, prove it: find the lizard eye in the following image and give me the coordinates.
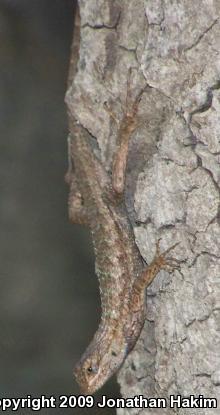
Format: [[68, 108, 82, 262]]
[[86, 364, 98, 375], [111, 351, 117, 357]]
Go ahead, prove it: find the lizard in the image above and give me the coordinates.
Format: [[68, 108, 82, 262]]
[[65, 3, 180, 395]]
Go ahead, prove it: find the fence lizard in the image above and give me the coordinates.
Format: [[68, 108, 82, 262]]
[[65, 4, 180, 395]]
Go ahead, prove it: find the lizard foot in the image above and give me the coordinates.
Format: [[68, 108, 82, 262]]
[[154, 239, 181, 273]]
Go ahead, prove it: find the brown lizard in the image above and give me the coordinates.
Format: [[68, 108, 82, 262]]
[[65, 4, 180, 395]]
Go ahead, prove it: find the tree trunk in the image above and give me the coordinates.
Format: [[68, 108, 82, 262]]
[[66, 1, 220, 414]]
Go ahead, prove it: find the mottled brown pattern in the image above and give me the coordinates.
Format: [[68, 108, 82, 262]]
[[65, 120, 179, 394], [65, 2, 179, 395]]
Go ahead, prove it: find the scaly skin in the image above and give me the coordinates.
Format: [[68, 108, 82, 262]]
[[65, 2, 180, 394], [65, 121, 179, 394]]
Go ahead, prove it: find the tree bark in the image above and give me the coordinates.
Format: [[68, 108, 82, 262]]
[[66, 1, 220, 414]]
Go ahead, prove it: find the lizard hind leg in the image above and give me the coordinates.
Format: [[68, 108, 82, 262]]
[[68, 175, 88, 225], [65, 134, 88, 225], [104, 69, 149, 195], [109, 69, 148, 195]]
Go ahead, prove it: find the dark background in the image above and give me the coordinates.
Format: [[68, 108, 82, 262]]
[[0, 0, 118, 413]]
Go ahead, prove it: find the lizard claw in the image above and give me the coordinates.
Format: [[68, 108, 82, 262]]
[[154, 240, 181, 272]]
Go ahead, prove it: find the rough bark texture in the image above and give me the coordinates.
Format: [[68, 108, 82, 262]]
[[67, 1, 220, 414]]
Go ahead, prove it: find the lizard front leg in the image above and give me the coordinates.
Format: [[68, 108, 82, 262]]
[[131, 241, 180, 313]]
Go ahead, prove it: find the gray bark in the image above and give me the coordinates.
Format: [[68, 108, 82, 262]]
[[66, 1, 220, 414]]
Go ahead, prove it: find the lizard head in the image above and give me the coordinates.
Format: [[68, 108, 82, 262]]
[[73, 333, 127, 394]]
